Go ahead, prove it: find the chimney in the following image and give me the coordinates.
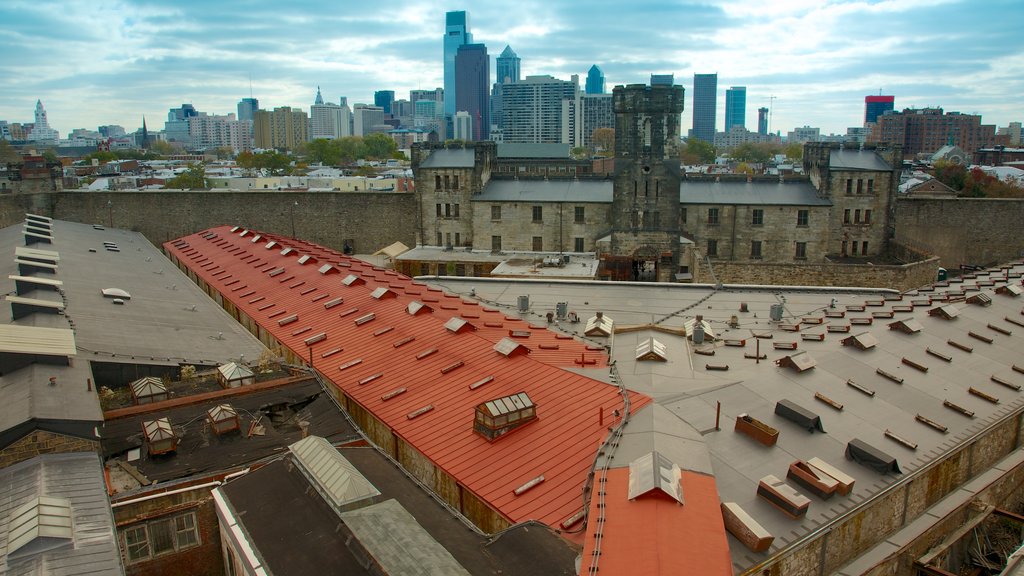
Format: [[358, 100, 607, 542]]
[[596, 311, 603, 319], [49, 376, 57, 386]]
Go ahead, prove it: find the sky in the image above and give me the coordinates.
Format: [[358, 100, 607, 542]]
[[1, 0, 1022, 138]]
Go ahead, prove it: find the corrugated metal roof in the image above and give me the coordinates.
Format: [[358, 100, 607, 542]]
[[829, 149, 893, 171], [419, 148, 475, 169], [497, 143, 571, 159], [476, 179, 613, 203], [0, 453, 123, 576], [0, 325, 76, 356], [164, 226, 638, 529], [289, 436, 380, 509], [680, 180, 831, 206]]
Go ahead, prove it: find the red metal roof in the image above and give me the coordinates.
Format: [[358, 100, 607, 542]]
[[165, 226, 645, 529], [579, 468, 732, 575]]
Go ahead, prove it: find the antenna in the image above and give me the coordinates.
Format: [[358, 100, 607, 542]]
[[249, 72, 254, 98]]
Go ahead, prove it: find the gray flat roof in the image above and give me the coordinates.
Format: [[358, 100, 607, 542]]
[[419, 148, 475, 169], [431, 264, 1024, 572], [1, 363, 103, 432], [497, 143, 571, 159], [477, 179, 613, 202], [0, 452, 123, 576], [830, 149, 893, 171], [680, 180, 831, 206], [0, 220, 268, 369]]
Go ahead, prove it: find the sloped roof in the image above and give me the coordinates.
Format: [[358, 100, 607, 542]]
[[371, 241, 410, 260], [419, 148, 475, 169], [164, 226, 637, 530], [829, 149, 893, 171], [289, 436, 380, 509]]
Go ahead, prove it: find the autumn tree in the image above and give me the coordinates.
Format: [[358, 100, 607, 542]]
[[0, 141, 21, 164], [681, 138, 717, 164], [591, 128, 615, 156], [163, 163, 207, 189]]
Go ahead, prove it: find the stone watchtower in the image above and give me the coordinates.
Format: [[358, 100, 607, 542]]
[[607, 83, 685, 282]]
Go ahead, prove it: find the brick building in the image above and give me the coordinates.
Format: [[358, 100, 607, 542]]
[[868, 107, 997, 156]]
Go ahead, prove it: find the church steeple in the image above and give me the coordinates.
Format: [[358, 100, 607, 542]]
[[141, 116, 149, 149], [314, 86, 324, 105]]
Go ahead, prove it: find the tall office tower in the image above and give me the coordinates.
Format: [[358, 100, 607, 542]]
[[560, 75, 584, 147], [27, 100, 59, 143], [411, 88, 444, 105], [443, 10, 472, 118], [414, 99, 445, 139], [253, 107, 309, 150], [496, 45, 520, 85], [164, 104, 199, 146], [501, 75, 579, 144], [237, 98, 259, 123], [582, 93, 613, 148], [757, 107, 769, 135], [585, 65, 605, 95], [352, 105, 386, 137], [455, 43, 489, 141], [724, 86, 746, 131], [650, 74, 674, 86], [374, 90, 395, 115], [864, 95, 895, 125], [310, 88, 345, 140], [453, 111, 474, 141], [691, 73, 717, 143]]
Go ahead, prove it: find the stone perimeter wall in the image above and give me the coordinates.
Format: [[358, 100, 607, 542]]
[[0, 190, 417, 255], [895, 197, 1024, 269]]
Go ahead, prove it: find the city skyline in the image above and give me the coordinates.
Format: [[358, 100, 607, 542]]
[[1, 0, 1021, 137]]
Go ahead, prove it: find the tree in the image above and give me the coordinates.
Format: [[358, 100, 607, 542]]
[[213, 146, 234, 161], [163, 163, 207, 189], [40, 148, 59, 164], [570, 146, 589, 160], [933, 160, 967, 191], [336, 137, 366, 164], [731, 142, 773, 165], [363, 133, 398, 159], [592, 128, 615, 155], [258, 151, 292, 176], [784, 142, 804, 161], [303, 138, 342, 166], [236, 150, 256, 176], [149, 140, 175, 156], [681, 139, 716, 164], [82, 150, 118, 164]]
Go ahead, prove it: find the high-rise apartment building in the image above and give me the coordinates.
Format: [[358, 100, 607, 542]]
[[581, 93, 614, 148], [443, 11, 472, 118], [868, 107, 997, 156], [455, 43, 489, 141], [865, 95, 895, 125], [164, 104, 199, 146], [237, 98, 259, 123], [650, 74, 674, 86], [691, 73, 717, 143], [253, 107, 309, 150], [757, 107, 769, 135], [310, 88, 346, 140], [501, 75, 579, 144], [453, 111, 473, 141], [374, 90, 395, 115], [586, 65, 605, 94], [495, 45, 520, 85], [724, 86, 746, 131], [189, 113, 251, 152]]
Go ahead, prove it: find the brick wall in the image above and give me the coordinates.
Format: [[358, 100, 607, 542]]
[[0, 430, 99, 468]]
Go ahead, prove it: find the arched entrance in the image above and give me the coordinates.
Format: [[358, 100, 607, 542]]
[[631, 245, 660, 282]]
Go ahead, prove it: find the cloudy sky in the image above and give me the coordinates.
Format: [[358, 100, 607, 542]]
[[1, 0, 1021, 137]]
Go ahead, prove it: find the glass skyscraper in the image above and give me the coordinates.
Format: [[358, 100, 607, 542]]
[[725, 86, 746, 131], [443, 11, 472, 118], [865, 95, 895, 124], [455, 43, 489, 140], [691, 73, 717, 143], [585, 65, 605, 94], [496, 45, 520, 85]]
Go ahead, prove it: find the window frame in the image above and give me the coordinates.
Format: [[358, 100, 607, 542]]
[[750, 240, 763, 259], [707, 207, 720, 226], [532, 205, 543, 223], [574, 206, 585, 224], [121, 511, 201, 564], [707, 239, 718, 257], [796, 209, 809, 227], [795, 241, 807, 260], [751, 209, 764, 226], [491, 205, 501, 221]]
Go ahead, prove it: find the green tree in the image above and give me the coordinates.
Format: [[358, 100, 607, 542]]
[[213, 146, 234, 161], [570, 146, 589, 160], [236, 150, 256, 176], [681, 139, 717, 164], [336, 137, 366, 164], [933, 160, 967, 191], [163, 163, 207, 189], [41, 148, 59, 164], [731, 142, 773, 165], [784, 142, 804, 161], [303, 138, 342, 166], [258, 151, 292, 176], [82, 150, 118, 164], [149, 140, 175, 156], [363, 133, 398, 159]]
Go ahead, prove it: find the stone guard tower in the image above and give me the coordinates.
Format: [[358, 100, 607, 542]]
[[606, 83, 685, 282]]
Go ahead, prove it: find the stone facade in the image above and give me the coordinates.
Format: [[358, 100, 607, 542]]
[[684, 199, 829, 264], [471, 192, 612, 253], [609, 83, 685, 282], [895, 197, 1024, 268], [0, 430, 100, 469], [412, 141, 494, 248]]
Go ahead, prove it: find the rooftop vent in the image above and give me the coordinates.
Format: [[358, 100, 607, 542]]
[[627, 451, 683, 504], [280, 247, 294, 256], [407, 301, 433, 316], [996, 285, 1023, 297], [474, 392, 537, 441], [636, 337, 668, 361], [684, 317, 715, 342], [207, 404, 240, 435], [342, 274, 365, 287], [297, 255, 316, 265], [444, 317, 476, 334], [142, 418, 178, 456], [318, 264, 338, 275], [493, 337, 530, 357], [888, 319, 923, 334], [371, 287, 397, 300], [841, 331, 878, 350], [928, 304, 960, 320], [966, 292, 992, 307], [6, 496, 73, 561], [130, 376, 167, 405], [584, 312, 614, 337], [265, 241, 278, 250], [775, 350, 817, 372]]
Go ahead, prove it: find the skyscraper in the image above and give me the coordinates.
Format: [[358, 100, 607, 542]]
[[586, 65, 605, 94], [27, 100, 59, 143], [310, 88, 345, 140], [724, 86, 746, 131], [496, 45, 520, 85], [757, 107, 769, 135], [865, 95, 895, 125], [374, 90, 395, 115], [650, 74, 674, 86], [237, 98, 259, 123], [443, 11, 472, 118], [455, 43, 489, 141], [691, 73, 717, 143]]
